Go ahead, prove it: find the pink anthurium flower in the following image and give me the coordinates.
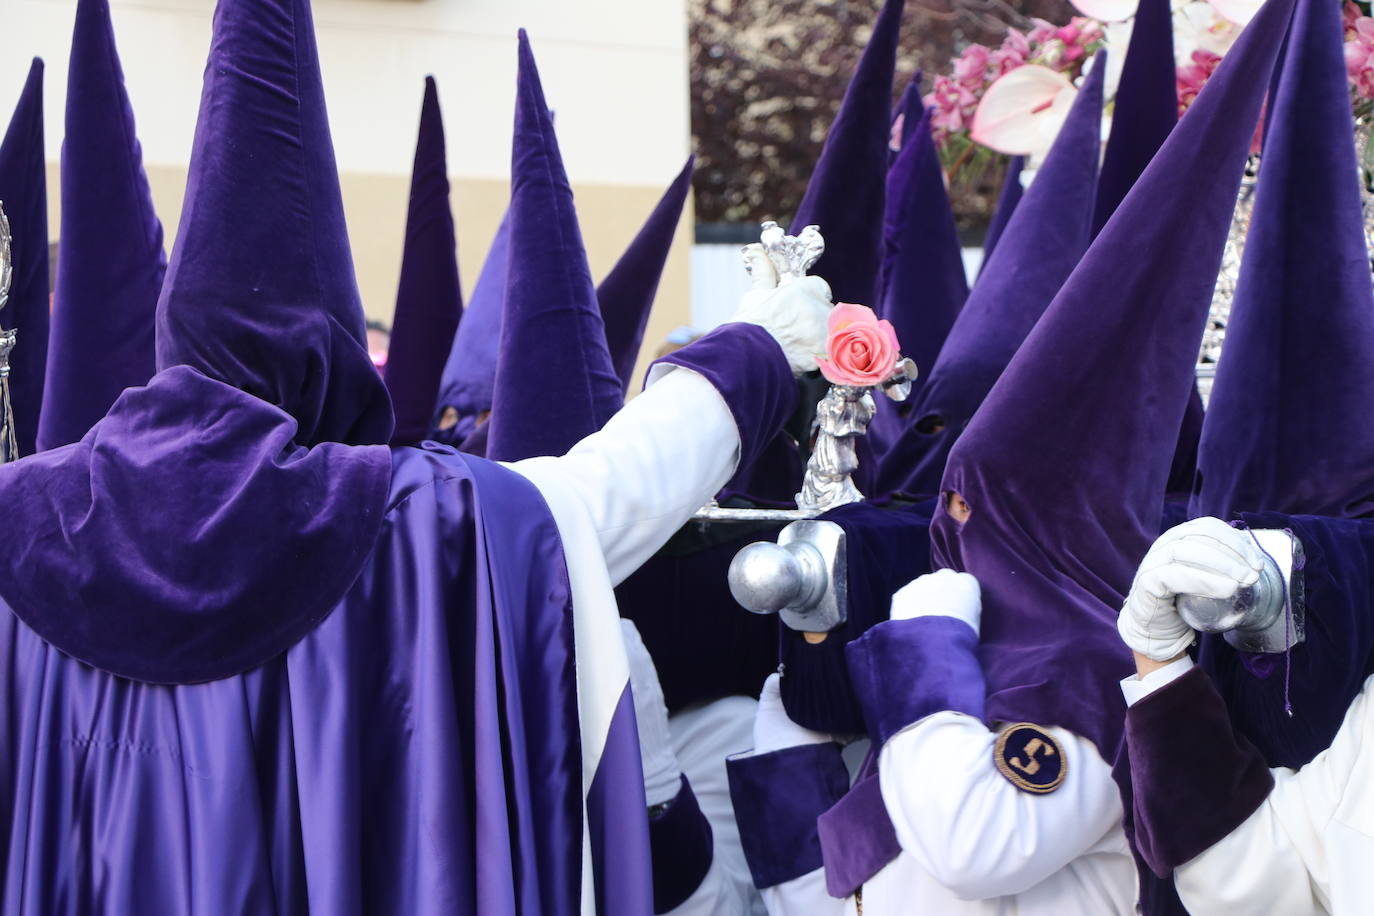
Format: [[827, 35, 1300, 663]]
[[971, 65, 1077, 157], [1207, 0, 1262, 24], [1065, 0, 1138, 22]]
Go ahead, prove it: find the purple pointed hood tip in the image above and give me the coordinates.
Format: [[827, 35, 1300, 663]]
[[385, 76, 463, 447], [980, 156, 1024, 268], [1194, 0, 1374, 520], [432, 206, 508, 443], [485, 30, 623, 462], [0, 58, 51, 458], [597, 155, 693, 393], [39, 0, 164, 452], [931, 0, 1294, 760], [875, 53, 1105, 500], [154, 0, 393, 447], [1092, 0, 1177, 234], [879, 103, 967, 391], [791, 0, 906, 307]]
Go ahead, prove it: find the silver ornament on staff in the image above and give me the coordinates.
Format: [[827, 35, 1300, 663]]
[[0, 202, 17, 464], [691, 221, 916, 524], [696, 221, 921, 633]]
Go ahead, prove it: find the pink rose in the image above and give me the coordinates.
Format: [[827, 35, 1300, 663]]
[[816, 303, 901, 388]]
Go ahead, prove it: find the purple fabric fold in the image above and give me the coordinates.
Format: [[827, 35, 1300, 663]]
[[1191, 0, 1374, 522], [727, 742, 850, 889], [1199, 512, 1374, 769], [979, 156, 1022, 272], [432, 208, 509, 442], [587, 684, 656, 916], [846, 615, 986, 747], [816, 753, 901, 898], [779, 499, 935, 734], [154, 0, 394, 448], [385, 76, 463, 448], [598, 157, 694, 393], [791, 0, 905, 307], [0, 367, 392, 684], [648, 775, 714, 913], [1, 446, 593, 913], [1126, 666, 1275, 876], [487, 31, 624, 462], [39, 0, 164, 452], [652, 323, 797, 488], [1091, 0, 1177, 234]]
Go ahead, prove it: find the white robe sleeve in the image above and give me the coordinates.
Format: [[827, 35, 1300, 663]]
[[877, 712, 1124, 900], [760, 868, 854, 916], [665, 697, 768, 916], [505, 365, 740, 586], [1173, 679, 1373, 915]]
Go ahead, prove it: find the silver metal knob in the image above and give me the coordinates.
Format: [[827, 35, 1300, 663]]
[[728, 520, 848, 633], [730, 540, 826, 614], [1177, 534, 1305, 654]]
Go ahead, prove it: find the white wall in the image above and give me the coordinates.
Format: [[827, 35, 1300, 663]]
[[0, 0, 696, 375], [1, 0, 691, 187]]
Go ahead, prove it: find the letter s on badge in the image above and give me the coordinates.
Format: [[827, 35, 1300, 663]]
[[994, 724, 1067, 794]]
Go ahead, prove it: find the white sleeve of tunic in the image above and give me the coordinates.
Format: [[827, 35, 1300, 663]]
[[1173, 678, 1374, 915], [877, 713, 1126, 900], [760, 868, 854, 916], [505, 365, 739, 586]]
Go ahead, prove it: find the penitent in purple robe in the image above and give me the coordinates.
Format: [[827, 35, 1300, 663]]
[[0, 0, 801, 910]]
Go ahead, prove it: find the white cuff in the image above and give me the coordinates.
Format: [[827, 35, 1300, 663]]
[[1120, 656, 1195, 707]]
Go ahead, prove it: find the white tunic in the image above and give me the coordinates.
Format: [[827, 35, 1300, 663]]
[[509, 364, 746, 914], [669, 697, 770, 916], [1127, 663, 1374, 915], [762, 713, 1136, 915]]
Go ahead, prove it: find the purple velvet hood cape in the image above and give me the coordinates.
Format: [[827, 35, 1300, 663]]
[[0, 0, 395, 684], [485, 32, 625, 462], [791, 0, 905, 308], [597, 157, 694, 393], [37, 0, 164, 453], [431, 207, 508, 444], [875, 54, 1104, 501], [1191, 0, 1374, 522], [0, 59, 50, 458], [384, 76, 463, 448], [0, 2, 667, 909], [930, 0, 1287, 761]]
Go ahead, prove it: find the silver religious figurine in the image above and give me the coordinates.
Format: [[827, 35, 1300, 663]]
[[0, 202, 17, 464]]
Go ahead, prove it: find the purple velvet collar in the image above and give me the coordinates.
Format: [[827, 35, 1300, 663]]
[[0, 365, 391, 683]]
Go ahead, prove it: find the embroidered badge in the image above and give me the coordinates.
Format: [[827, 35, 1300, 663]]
[[994, 723, 1067, 794]]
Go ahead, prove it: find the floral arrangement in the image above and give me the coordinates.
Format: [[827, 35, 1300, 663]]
[[927, 0, 1374, 184]]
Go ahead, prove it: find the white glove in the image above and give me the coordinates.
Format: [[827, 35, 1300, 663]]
[[1119, 517, 1267, 662], [890, 568, 982, 635], [730, 244, 833, 377], [753, 672, 834, 754], [621, 620, 683, 808]]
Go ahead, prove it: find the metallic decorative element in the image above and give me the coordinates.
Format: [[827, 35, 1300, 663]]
[[1177, 532, 1305, 654], [729, 519, 848, 632], [797, 385, 874, 513], [0, 202, 10, 313], [1197, 158, 1257, 406], [689, 503, 818, 523], [880, 357, 920, 403], [0, 202, 16, 464], [1200, 126, 1374, 404], [758, 220, 824, 284]]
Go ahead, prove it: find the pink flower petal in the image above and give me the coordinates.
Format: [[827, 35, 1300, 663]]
[[971, 65, 1076, 156]]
